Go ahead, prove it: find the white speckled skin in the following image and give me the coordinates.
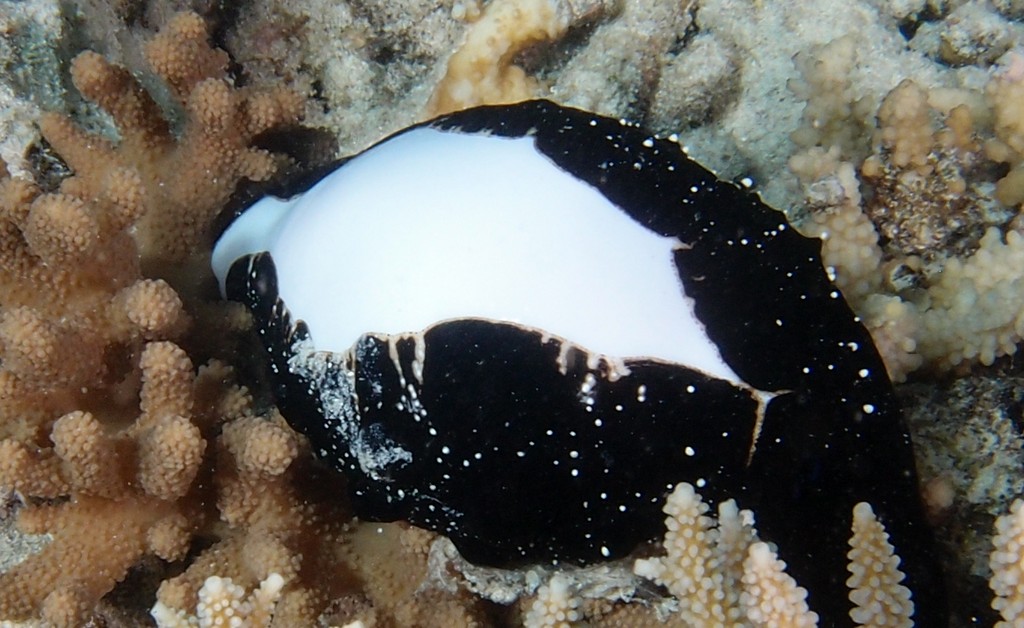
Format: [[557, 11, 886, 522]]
[[212, 127, 740, 384], [211, 102, 946, 623]]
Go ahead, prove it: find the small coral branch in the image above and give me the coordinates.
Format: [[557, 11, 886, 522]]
[[632, 482, 817, 626], [990, 498, 1024, 627], [429, 0, 571, 115], [985, 51, 1024, 208], [39, 11, 303, 266], [741, 542, 818, 628], [631, 483, 915, 627], [151, 572, 286, 628], [847, 502, 913, 627], [524, 573, 582, 628]]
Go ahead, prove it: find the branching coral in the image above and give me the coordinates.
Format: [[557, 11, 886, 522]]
[[792, 63, 987, 263], [632, 482, 817, 627], [428, 0, 635, 116], [428, 0, 572, 115], [0, 337, 252, 625], [860, 79, 985, 259], [152, 409, 355, 625], [631, 484, 919, 627], [788, 36, 875, 165], [0, 12, 321, 626], [787, 36, 1024, 378], [740, 543, 818, 628], [40, 12, 303, 267], [152, 572, 286, 628], [330, 522, 488, 626], [847, 503, 913, 627], [523, 574, 582, 628], [781, 31, 1024, 615], [984, 50, 1024, 207], [990, 498, 1024, 626]]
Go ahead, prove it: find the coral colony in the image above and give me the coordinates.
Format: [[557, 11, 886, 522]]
[[213, 100, 945, 625]]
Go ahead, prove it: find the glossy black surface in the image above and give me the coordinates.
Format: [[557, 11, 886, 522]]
[[222, 100, 946, 625]]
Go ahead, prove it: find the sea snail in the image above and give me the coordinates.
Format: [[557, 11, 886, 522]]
[[212, 100, 945, 624]]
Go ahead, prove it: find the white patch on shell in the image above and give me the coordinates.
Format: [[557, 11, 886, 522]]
[[213, 128, 743, 386]]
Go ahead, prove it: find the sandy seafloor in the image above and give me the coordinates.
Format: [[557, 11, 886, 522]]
[[3, 0, 1024, 625]]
